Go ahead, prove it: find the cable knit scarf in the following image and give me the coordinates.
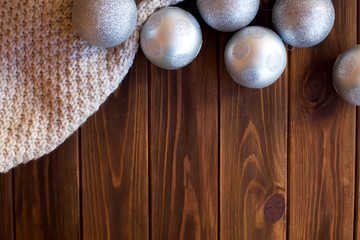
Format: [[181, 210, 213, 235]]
[[0, 0, 183, 172]]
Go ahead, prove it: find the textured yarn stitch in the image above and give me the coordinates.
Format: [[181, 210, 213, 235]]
[[0, 0, 183, 173]]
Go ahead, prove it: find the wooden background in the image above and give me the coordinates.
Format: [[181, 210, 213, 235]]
[[0, 0, 359, 239]]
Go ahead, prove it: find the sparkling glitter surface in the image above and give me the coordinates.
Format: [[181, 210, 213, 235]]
[[266, 52, 282, 72], [272, 0, 335, 48], [140, 7, 202, 70], [233, 41, 250, 60], [248, 28, 266, 39], [72, 0, 138, 48], [146, 38, 162, 57], [144, 13, 163, 32], [241, 67, 259, 83], [197, 0, 260, 32], [349, 88, 360, 105], [170, 54, 191, 68], [174, 19, 192, 37], [338, 55, 358, 79]]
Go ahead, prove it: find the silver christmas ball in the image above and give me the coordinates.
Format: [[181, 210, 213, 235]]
[[140, 7, 202, 70], [272, 0, 335, 48], [72, 0, 137, 48], [225, 26, 287, 88], [197, 0, 260, 32], [333, 45, 360, 106]]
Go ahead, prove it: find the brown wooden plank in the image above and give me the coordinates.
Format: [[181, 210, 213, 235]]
[[81, 52, 149, 240], [355, 0, 360, 238], [149, 22, 218, 239], [14, 132, 80, 240], [288, 0, 357, 239], [0, 172, 14, 240], [357, 107, 360, 240], [219, 2, 288, 239]]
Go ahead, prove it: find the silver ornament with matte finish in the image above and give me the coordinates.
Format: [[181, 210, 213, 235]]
[[197, 0, 260, 32], [72, 0, 137, 48], [333, 45, 360, 106], [272, 0, 335, 48], [225, 26, 287, 88], [140, 7, 202, 70]]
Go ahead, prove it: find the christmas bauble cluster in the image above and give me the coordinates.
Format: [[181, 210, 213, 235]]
[[72, 0, 360, 107]]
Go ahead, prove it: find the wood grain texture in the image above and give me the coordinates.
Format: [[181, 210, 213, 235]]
[[357, 105, 360, 240], [0, 173, 14, 240], [356, 0, 360, 238], [288, 0, 357, 239], [13, 133, 80, 240], [219, 2, 288, 239], [149, 22, 218, 240], [81, 53, 149, 240]]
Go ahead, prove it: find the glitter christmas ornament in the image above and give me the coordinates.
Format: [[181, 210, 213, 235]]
[[72, 0, 137, 48], [272, 0, 335, 48], [140, 7, 202, 70], [197, 0, 260, 32], [225, 26, 287, 88], [333, 45, 360, 106]]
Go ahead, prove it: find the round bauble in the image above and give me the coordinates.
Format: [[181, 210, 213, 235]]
[[72, 0, 137, 48], [272, 0, 335, 48], [333, 45, 360, 106], [225, 26, 287, 89], [197, 0, 260, 32], [140, 7, 202, 70]]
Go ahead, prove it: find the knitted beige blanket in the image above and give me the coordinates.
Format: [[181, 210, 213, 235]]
[[0, 0, 183, 172]]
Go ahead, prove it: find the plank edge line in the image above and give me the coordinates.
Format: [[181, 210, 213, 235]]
[[12, 170, 16, 240], [354, 2, 359, 239], [286, 47, 291, 240], [354, 106, 359, 240], [147, 55, 152, 240], [216, 30, 221, 240], [79, 128, 83, 240]]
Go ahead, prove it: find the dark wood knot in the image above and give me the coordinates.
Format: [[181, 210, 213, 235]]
[[301, 64, 338, 116], [264, 193, 285, 223], [303, 71, 328, 107]]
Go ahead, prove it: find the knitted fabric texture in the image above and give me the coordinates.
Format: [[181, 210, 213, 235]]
[[0, 0, 183, 173]]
